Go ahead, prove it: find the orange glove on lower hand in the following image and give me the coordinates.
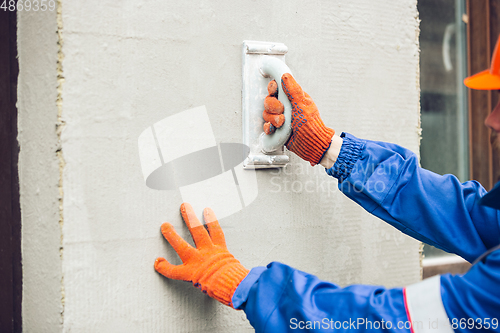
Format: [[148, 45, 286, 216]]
[[154, 203, 249, 308], [264, 74, 335, 166]]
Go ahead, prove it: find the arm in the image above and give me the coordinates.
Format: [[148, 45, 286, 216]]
[[232, 247, 500, 333], [324, 133, 500, 262], [440, 250, 500, 332], [233, 262, 411, 333]]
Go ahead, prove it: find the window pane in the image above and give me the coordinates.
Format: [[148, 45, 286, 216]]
[[418, 0, 468, 258]]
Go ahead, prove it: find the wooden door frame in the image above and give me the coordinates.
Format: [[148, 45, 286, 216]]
[[0, 8, 22, 333], [467, 0, 500, 189]]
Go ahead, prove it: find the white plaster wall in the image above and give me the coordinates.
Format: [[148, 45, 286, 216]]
[[17, 9, 62, 332], [19, 0, 421, 332]]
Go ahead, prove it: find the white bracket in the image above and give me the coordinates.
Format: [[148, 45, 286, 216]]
[[242, 40, 292, 169]]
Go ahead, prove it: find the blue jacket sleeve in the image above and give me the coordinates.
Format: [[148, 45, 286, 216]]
[[327, 133, 500, 262], [441, 249, 500, 332], [232, 262, 411, 333]]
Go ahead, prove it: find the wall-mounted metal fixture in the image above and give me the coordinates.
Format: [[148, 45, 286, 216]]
[[242, 40, 292, 169]]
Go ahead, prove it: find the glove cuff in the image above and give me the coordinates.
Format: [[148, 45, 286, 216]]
[[211, 261, 250, 308], [193, 253, 249, 308], [288, 114, 335, 165]]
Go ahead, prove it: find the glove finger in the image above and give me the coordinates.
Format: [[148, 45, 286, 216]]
[[263, 122, 276, 135], [161, 222, 196, 262], [154, 257, 190, 281], [263, 111, 285, 128], [180, 203, 212, 249], [264, 96, 284, 115], [267, 80, 278, 96], [281, 73, 305, 102], [203, 207, 227, 247]]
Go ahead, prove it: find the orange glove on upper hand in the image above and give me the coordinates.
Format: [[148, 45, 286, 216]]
[[154, 203, 249, 308], [264, 74, 335, 166], [262, 80, 285, 135]]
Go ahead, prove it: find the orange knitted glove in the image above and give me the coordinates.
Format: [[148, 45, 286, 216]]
[[154, 203, 249, 308], [265, 74, 335, 165]]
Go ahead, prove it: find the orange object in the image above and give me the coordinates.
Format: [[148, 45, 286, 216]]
[[263, 122, 276, 134], [263, 111, 285, 128], [155, 203, 249, 307], [281, 73, 335, 165], [464, 35, 500, 90], [264, 96, 284, 114], [267, 80, 278, 96], [262, 80, 285, 132]]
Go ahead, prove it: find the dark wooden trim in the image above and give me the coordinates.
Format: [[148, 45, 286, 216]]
[[467, 0, 500, 188], [490, 1, 500, 183], [467, 0, 494, 189], [0, 8, 22, 333]]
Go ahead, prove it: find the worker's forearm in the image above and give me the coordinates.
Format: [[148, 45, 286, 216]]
[[233, 262, 410, 332], [325, 132, 500, 262], [319, 134, 343, 169]]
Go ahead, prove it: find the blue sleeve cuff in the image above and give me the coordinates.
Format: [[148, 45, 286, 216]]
[[232, 266, 266, 309], [325, 132, 366, 182]]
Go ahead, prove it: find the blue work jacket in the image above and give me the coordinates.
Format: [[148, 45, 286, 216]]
[[232, 133, 500, 332]]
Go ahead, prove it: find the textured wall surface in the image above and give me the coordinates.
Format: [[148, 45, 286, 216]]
[[17, 8, 62, 332], [19, 0, 421, 332]]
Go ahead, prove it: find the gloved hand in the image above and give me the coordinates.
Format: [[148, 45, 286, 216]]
[[264, 74, 335, 166], [154, 203, 249, 308]]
